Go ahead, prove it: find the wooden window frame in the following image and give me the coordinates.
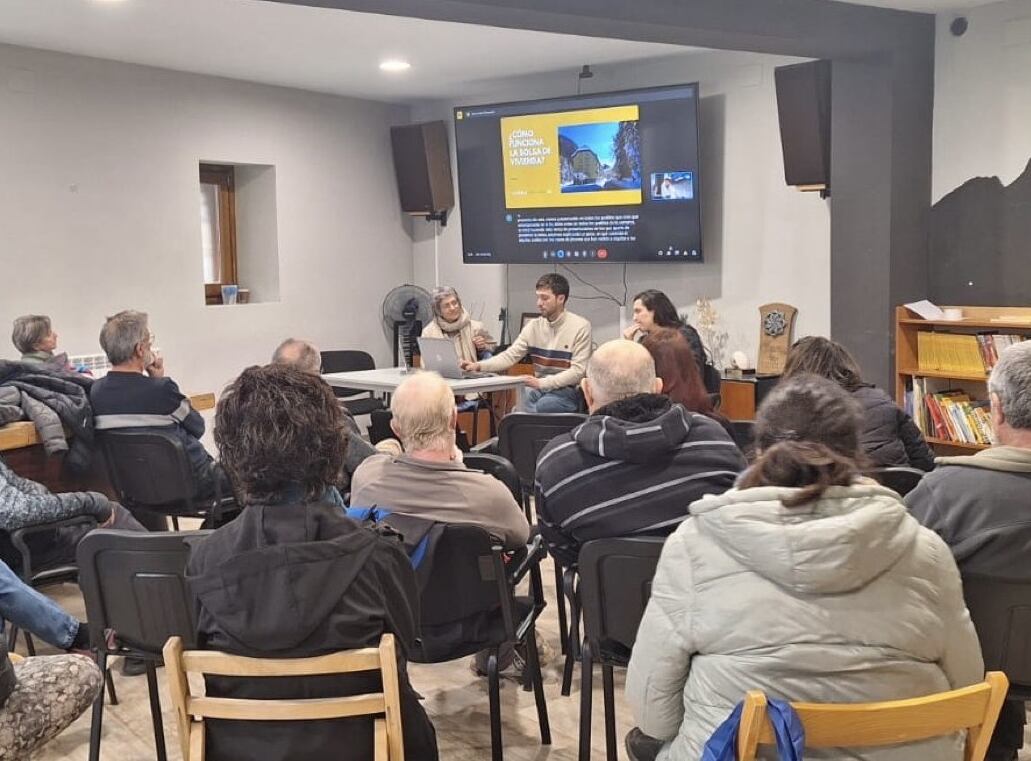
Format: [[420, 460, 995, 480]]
[[200, 164, 238, 304]]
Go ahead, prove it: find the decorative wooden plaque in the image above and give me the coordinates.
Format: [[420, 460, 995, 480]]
[[757, 302, 798, 375]]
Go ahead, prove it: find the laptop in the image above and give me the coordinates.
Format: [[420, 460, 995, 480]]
[[417, 337, 495, 380]]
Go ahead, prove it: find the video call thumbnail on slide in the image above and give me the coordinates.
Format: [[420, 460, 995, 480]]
[[454, 83, 703, 264]]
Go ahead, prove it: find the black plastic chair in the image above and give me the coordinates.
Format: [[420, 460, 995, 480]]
[[77, 529, 205, 761], [464, 452, 522, 504], [497, 412, 586, 658], [577, 537, 665, 761], [3, 515, 97, 656], [321, 350, 387, 417], [868, 466, 925, 497], [962, 574, 1031, 701], [410, 524, 551, 761], [728, 419, 756, 453], [99, 429, 236, 530]]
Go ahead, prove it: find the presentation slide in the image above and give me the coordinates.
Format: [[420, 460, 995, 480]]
[[454, 83, 702, 264]]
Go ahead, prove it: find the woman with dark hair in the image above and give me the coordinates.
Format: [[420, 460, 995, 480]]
[[624, 290, 718, 392], [782, 335, 935, 471], [625, 375, 983, 761], [186, 364, 438, 761]]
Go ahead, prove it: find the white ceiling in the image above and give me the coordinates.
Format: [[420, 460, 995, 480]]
[[0, 0, 1007, 103], [0, 0, 695, 103]]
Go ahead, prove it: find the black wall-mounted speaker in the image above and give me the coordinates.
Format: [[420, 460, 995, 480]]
[[775, 60, 832, 193], [389, 120, 455, 219]]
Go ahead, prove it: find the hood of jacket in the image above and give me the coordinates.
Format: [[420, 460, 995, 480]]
[[187, 502, 384, 652], [576, 394, 694, 464], [937, 445, 1031, 473], [689, 482, 918, 594]]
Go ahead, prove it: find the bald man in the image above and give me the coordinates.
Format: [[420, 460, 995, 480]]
[[349, 371, 529, 549], [535, 340, 745, 566]]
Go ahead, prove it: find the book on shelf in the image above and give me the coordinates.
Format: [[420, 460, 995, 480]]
[[915, 331, 1023, 375], [910, 378, 993, 445]]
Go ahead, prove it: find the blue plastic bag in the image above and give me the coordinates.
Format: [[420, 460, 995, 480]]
[[700, 698, 805, 761]]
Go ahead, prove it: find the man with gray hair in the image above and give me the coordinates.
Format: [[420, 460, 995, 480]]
[[90, 310, 226, 526], [349, 371, 528, 549], [271, 338, 321, 375], [535, 340, 744, 567], [908, 340, 1031, 761]]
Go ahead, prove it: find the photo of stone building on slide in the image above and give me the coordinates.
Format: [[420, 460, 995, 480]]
[[558, 120, 641, 193]]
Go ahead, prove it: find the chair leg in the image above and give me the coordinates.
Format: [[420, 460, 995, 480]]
[[602, 664, 617, 761], [523, 625, 551, 745], [578, 640, 594, 761], [105, 668, 118, 705], [23, 630, 36, 656], [146, 661, 168, 761], [171, 515, 180, 531], [561, 574, 581, 697], [89, 651, 108, 761], [554, 561, 568, 656], [487, 649, 503, 761]]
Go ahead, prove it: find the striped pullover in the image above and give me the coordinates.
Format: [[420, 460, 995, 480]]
[[478, 310, 592, 391], [535, 394, 746, 566]]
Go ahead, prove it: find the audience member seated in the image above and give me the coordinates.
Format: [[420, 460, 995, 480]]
[[535, 340, 743, 568], [271, 337, 377, 493], [0, 559, 91, 653], [908, 341, 1031, 761], [10, 314, 74, 371], [186, 364, 438, 761], [782, 335, 935, 471], [350, 372, 529, 550], [624, 375, 983, 761], [622, 289, 715, 390], [0, 455, 145, 573], [642, 328, 733, 436], [0, 639, 101, 758], [461, 273, 592, 414], [421, 286, 497, 363], [90, 310, 229, 528]]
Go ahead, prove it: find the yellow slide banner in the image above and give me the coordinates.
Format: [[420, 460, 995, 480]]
[[500, 105, 642, 210]]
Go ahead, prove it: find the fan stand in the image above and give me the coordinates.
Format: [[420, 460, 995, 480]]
[[392, 320, 423, 368]]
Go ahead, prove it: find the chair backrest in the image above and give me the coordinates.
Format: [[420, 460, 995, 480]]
[[737, 672, 1009, 761], [728, 420, 756, 452], [417, 523, 505, 630], [963, 573, 1031, 687], [321, 350, 376, 398], [868, 466, 924, 497], [76, 529, 202, 654], [578, 538, 665, 660], [463, 452, 522, 504], [163, 633, 404, 761], [100, 429, 196, 507], [497, 413, 587, 490]]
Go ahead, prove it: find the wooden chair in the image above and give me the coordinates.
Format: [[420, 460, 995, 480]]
[[737, 672, 1009, 761], [162, 633, 405, 761]]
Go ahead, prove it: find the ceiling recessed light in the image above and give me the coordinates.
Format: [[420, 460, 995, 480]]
[[379, 60, 411, 73]]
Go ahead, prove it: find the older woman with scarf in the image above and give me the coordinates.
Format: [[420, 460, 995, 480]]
[[420, 287, 496, 363]]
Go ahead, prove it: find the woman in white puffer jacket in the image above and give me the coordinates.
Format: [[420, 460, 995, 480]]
[[625, 374, 984, 761]]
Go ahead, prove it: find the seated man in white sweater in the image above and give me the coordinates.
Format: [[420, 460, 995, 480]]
[[461, 273, 592, 413]]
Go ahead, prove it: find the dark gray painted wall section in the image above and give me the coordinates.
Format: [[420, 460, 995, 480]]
[[268, 0, 935, 390]]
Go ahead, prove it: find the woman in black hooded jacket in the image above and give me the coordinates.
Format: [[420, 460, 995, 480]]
[[782, 336, 935, 471]]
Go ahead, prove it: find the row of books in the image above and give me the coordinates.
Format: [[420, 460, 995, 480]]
[[909, 378, 992, 445], [916, 331, 1023, 375]]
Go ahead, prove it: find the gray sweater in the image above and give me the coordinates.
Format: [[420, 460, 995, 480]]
[[906, 446, 1031, 578]]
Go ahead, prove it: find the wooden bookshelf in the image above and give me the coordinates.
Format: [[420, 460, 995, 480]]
[[895, 305, 1031, 453]]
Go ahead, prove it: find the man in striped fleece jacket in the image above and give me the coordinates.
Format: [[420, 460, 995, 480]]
[[461, 273, 592, 413], [535, 340, 745, 567]]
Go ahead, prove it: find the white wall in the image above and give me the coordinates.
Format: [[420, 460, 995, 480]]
[[0, 43, 413, 395], [411, 50, 831, 367], [933, 0, 1031, 201]]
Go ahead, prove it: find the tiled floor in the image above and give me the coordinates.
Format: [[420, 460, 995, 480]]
[[27, 555, 634, 761]]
